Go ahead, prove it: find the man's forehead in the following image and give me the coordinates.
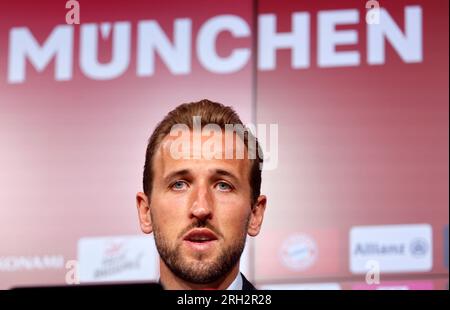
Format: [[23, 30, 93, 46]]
[[154, 133, 251, 176]]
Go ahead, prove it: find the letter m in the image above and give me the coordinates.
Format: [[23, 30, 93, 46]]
[[8, 26, 73, 83]]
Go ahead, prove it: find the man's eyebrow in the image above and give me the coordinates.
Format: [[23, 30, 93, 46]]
[[163, 168, 241, 184], [163, 169, 191, 183], [213, 169, 240, 184]]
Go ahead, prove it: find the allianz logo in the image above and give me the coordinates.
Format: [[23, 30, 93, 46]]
[[354, 238, 429, 257]]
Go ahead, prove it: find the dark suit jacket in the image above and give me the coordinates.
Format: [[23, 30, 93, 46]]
[[241, 273, 256, 290]]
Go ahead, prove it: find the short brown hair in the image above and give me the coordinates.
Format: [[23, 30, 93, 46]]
[[143, 99, 263, 205]]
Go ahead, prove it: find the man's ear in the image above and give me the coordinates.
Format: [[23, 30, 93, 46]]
[[247, 195, 267, 237], [136, 192, 152, 234]]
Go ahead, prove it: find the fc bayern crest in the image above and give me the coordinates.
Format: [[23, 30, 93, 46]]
[[280, 234, 318, 271]]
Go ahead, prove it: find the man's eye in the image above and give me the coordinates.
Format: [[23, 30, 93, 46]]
[[172, 181, 188, 191], [216, 182, 232, 192]]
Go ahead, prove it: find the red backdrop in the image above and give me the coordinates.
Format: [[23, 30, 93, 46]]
[[0, 0, 448, 289]]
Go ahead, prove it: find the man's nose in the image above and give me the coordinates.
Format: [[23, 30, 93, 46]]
[[190, 185, 213, 221]]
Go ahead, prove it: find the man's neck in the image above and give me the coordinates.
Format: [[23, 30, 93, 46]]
[[159, 260, 240, 290]]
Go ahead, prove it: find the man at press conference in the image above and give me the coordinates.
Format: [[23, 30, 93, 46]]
[[136, 99, 267, 290]]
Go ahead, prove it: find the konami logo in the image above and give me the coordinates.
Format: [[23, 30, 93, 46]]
[[0, 255, 65, 272]]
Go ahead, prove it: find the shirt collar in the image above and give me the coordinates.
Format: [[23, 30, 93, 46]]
[[226, 272, 243, 290]]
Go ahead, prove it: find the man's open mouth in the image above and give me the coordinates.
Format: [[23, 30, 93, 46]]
[[183, 229, 218, 243], [183, 229, 218, 250]]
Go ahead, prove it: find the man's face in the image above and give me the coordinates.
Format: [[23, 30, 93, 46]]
[[137, 131, 265, 284]]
